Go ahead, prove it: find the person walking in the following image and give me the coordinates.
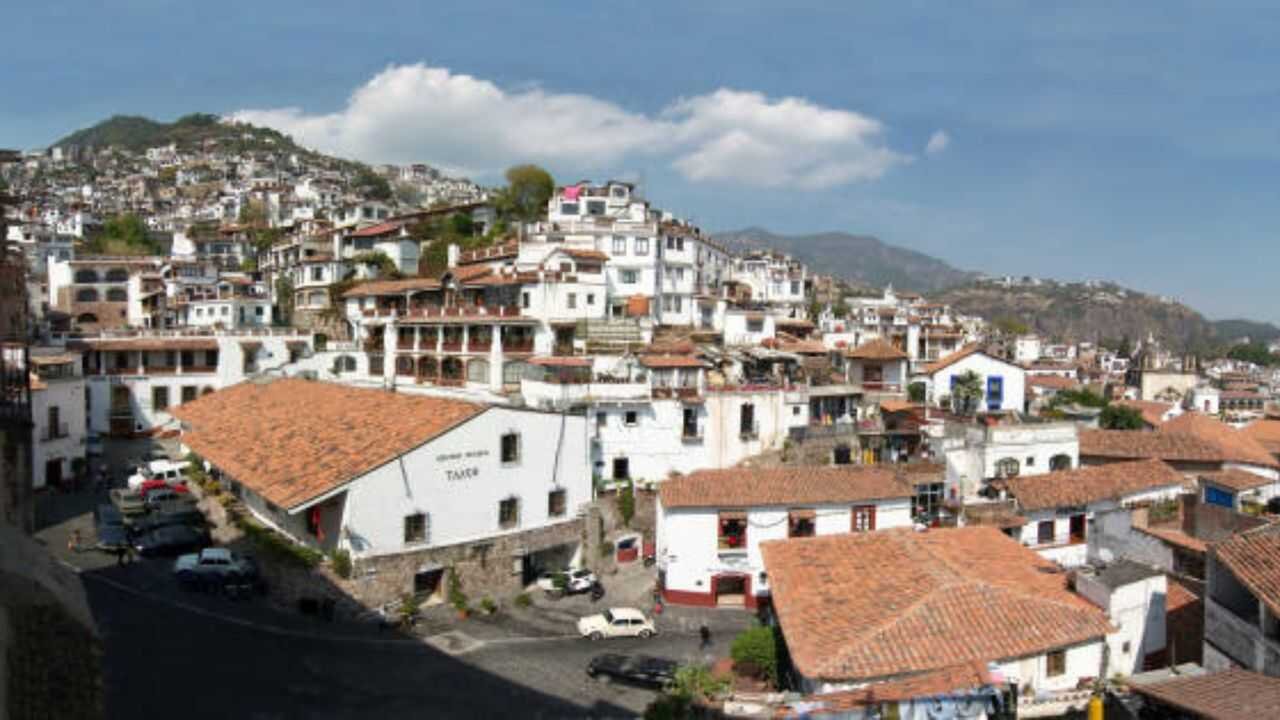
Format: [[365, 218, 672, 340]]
[[68, 529, 82, 553], [699, 623, 711, 650]]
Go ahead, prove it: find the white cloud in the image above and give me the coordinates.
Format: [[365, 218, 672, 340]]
[[232, 63, 910, 190], [925, 130, 950, 155]]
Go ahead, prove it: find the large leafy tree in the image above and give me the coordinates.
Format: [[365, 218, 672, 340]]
[[950, 370, 984, 415], [1100, 404, 1145, 430], [88, 213, 160, 255], [496, 164, 554, 221]]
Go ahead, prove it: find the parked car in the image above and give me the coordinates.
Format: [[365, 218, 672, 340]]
[[133, 524, 211, 557], [126, 460, 190, 491], [586, 654, 678, 688], [537, 568, 597, 594], [109, 488, 149, 516], [173, 548, 258, 588], [94, 503, 129, 551], [142, 487, 196, 510], [127, 505, 205, 535], [577, 608, 657, 640]]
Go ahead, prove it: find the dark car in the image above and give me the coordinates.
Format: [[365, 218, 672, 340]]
[[94, 503, 130, 551], [133, 524, 211, 557], [586, 654, 678, 689], [128, 506, 206, 536]]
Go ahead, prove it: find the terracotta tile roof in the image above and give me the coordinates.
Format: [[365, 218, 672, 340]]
[[844, 338, 908, 361], [879, 399, 918, 414], [659, 466, 911, 509], [350, 221, 403, 237], [1162, 412, 1280, 468], [342, 277, 442, 298], [1242, 419, 1280, 454], [639, 354, 705, 369], [1004, 459, 1187, 511], [1165, 576, 1202, 613], [778, 662, 994, 715], [1200, 468, 1274, 492], [1128, 668, 1280, 720], [778, 340, 828, 354], [561, 248, 608, 262], [1212, 525, 1280, 618], [1138, 526, 1208, 553], [528, 356, 591, 367], [1079, 429, 1232, 465], [450, 264, 493, 283], [921, 344, 1017, 375], [1115, 399, 1174, 428], [172, 379, 485, 511], [1028, 375, 1079, 390], [760, 527, 1111, 681]]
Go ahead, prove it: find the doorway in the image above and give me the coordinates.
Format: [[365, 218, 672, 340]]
[[413, 567, 446, 605], [45, 459, 62, 489], [713, 574, 750, 607]]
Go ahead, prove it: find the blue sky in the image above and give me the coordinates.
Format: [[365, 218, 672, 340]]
[[4, 1, 1278, 322]]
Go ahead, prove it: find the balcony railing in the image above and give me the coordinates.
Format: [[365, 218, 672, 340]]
[[43, 422, 69, 441], [505, 339, 534, 353], [440, 341, 463, 352]]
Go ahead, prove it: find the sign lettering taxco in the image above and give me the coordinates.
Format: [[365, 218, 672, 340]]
[[437, 449, 489, 481]]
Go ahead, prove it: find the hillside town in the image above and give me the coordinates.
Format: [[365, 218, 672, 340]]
[[6, 129, 1280, 720]]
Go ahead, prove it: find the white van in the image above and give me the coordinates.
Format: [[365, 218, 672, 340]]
[[126, 460, 191, 490]]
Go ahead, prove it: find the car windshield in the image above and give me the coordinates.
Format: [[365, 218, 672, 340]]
[[602, 610, 613, 623]]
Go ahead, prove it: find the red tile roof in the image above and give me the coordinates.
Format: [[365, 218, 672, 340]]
[[528, 356, 591, 367], [1200, 468, 1274, 492], [1127, 668, 1280, 720], [760, 527, 1111, 681], [560, 248, 608, 262], [1115, 399, 1174, 428], [1137, 526, 1208, 553], [1212, 525, 1280, 618], [350, 221, 403, 237], [342, 277, 442, 298], [1028, 375, 1080, 390], [639, 355, 705, 369], [1003, 459, 1187, 511], [844, 338, 908, 361], [1079, 429, 1233, 465], [1242, 419, 1280, 454], [172, 379, 485, 511], [1162, 412, 1280, 468], [921, 344, 1017, 375], [659, 466, 911, 509]]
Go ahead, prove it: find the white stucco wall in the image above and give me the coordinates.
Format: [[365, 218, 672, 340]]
[[31, 374, 88, 489], [927, 353, 1027, 413]]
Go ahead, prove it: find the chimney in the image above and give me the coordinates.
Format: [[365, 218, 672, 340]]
[[446, 243, 459, 269]]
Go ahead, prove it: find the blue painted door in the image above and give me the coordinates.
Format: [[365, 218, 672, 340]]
[[1205, 485, 1235, 508]]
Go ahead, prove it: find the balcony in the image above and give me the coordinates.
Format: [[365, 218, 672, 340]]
[[42, 422, 69, 441], [652, 386, 700, 401], [440, 341, 463, 353], [505, 339, 534, 353]]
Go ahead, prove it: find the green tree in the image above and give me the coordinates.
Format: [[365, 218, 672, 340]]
[[1117, 335, 1133, 359], [90, 213, 159, 255], [994, 316, 1030, 336], [353, 167, 393, 201], [951, 370, 984, 415], [238, 199, 268, 226], [618, 480, 635, 528], [907, 381, 926, 403], [240, 257, 258, 272], [1100, 404, 1145, 430], [275, 275, 295, 326], [496, 164, 554, 221], [730, 625, 781, 685], [1226, 343, 1277, 366], [644, 665, 730, 720], [1047, 388, 1108, 409]]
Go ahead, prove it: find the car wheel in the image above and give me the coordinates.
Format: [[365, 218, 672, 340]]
[[589, 631, 603, 641], [638, 629, 653, 639]]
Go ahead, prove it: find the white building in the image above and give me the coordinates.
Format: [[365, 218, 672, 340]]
[[1073, 560, 1168, 676], [29, 352, 87, 490], [939, 418, 1079, 503], [1002, 459, 1189, 568], [173, 378, 592, 606], [922, 344, 1027, 414], [656, 465, 915, 608], [1013, 334, 1042, 364]]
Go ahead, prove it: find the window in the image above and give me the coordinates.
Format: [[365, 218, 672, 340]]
[[612, 237, 627, 255], [586, 293, 595, 306], [913, 482, 945, 522], [986, 376, 1004, 409], [206, 350, 219, 367], [718, 511, 747, 550], [1069, 514, 1087, 544], [499, 497, 520, 529], [255, 306, 264, 316], [996, 457, 1020, 478], [106, 288, 127, 301], [1026, 456, 1036, 467], [852, 505, 876, 532], [739, 402, 756, 438], [1046, 649, 1066, 677], [46, 405, 61, 439], [620, 269, 637, 284], [221, 306, 229, 316], [181, 386, 197, 404], [311, 267, 324, 282], [596, 412, 607, 428], [548, 489, 567, 518], [790, 280, 800, 294], [624, 411, 638, 427], [521, 291, 531, 309], [612, 457, 629, 480], [403, 512, 427, 543], [1050, 454, 1072, 471], [788, 510, 816, 538], [501, 432, 520, 464], [635, 237, 649, 255], [682, 407, 699, 439], [567, 293, 577, 309], [746, 318, 764, 332], [559, 202, 579, 216], [75, 288, 99, 302], [1037, 520, 1055, 545], [586, 200, 606, 216], [152, 386, 170, 411]]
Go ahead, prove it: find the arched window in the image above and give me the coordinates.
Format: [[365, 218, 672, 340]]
[[104, 268, 129, 283], [105, 288, 127, 302], [995, 457, 1020, 478], [395, 355, 415, 376], [201, 386, 215, 395], [441, 357, 464, 380], [332, 355, 356, 374], [75, 288, 99, 302], [74, 269, 99, 283], [467, 358, 490, 384], [1050, 454, 1073, 472], [503, 361, 528, 385], [416, 355, 437, 379], [75, 313, 98, 324]]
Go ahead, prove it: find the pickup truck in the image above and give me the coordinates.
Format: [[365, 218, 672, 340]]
[[173, 548, 258, 589], [126, 460, 190, 491]]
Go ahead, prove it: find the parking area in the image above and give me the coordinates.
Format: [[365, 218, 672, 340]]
[[38, 435, 756, 717]]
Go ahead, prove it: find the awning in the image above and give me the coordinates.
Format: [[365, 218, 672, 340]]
[[718, 510, 748, 520]]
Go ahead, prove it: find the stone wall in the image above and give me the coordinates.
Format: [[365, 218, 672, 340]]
[[291, 309, 350, 342], [595, 485, 657, 540]]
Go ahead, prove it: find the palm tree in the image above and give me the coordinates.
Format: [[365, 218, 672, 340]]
[[951, 371, 984, 415]]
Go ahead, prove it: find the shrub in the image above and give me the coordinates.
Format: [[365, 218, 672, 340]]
[[480, 597, 497, 614], [600, 540, 615, 558], [447, 567, 468, 610], [330, 549, 352, 579], [619, 480, 635, 528], [513, 592, 532, 608], [398, 593, 418, 622], [235, 516, 322, 569], [644, 664, 729, 719], [731, 625, 780, 685]]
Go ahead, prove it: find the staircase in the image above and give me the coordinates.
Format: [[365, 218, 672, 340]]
[[579, 318, 645, 353]]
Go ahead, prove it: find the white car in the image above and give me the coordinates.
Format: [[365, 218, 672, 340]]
[[578, 608, 657, 640], [127, 459, 190, 490], [537, 568, 597, 594]]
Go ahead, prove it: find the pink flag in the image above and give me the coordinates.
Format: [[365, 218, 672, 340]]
[[562, 185, 582, 200]]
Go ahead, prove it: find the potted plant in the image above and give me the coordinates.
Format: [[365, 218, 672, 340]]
[[480, 597, 497, 616]]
